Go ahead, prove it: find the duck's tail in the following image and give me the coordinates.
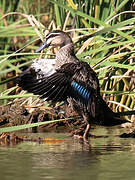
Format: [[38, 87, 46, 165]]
[[97, 97, 130, 126]]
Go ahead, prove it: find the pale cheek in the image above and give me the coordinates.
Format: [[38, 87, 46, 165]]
[[52, 39, 63, 45]]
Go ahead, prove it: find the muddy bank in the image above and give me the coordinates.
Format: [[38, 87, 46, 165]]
[[0, 99, 135, 147], [0, 99, 86, 133], [0, 99, 88, 146]]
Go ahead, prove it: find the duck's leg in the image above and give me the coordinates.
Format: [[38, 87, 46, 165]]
[[82, 113, 91, 142], [83, 124, 91, 142]]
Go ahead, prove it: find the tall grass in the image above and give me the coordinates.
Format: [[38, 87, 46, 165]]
[[0, 0, 135, 131], [49, 0, 135, 115]]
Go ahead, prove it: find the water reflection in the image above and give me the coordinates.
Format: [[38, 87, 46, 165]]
[[1, 127, 135, 180]]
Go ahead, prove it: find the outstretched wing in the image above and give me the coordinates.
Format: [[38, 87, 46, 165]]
[[18, 62, 100, 114]]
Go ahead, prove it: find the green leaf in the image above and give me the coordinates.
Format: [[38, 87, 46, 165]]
[[0, 118, 73, 133]]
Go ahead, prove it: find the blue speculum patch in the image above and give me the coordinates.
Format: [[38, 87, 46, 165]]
[[71, 81, 90, 100]]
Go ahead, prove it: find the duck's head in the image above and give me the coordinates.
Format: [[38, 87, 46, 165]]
[[36, 30, 72, 52]]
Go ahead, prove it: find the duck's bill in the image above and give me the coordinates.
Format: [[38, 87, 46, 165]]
[[35, 41, 49, 53]]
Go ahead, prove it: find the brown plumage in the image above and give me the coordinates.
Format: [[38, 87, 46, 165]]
[[18, 30, 129, 142]]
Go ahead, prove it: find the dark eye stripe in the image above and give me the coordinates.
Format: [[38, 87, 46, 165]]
[[46, 32, 61, 40]]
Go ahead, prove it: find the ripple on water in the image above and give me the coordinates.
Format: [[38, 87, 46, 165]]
[[0, 127, 135, 180]]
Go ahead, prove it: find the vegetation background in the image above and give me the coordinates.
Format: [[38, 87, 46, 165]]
[[0, 0, 135, 131]]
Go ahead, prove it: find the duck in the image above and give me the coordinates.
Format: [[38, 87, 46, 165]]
[[18, 30, 129, 142]]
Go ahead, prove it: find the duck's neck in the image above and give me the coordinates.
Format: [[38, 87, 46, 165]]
[[55, 43, 79, 69]]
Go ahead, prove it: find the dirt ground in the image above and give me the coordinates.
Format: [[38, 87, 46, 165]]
[[0, 98, 86, 132], [0, 98, 134, 145]]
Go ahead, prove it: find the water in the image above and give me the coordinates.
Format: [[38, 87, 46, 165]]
[[1, 127, 135, 180]]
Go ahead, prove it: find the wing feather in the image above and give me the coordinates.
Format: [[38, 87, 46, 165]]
[[18, 61, 100, 117]]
